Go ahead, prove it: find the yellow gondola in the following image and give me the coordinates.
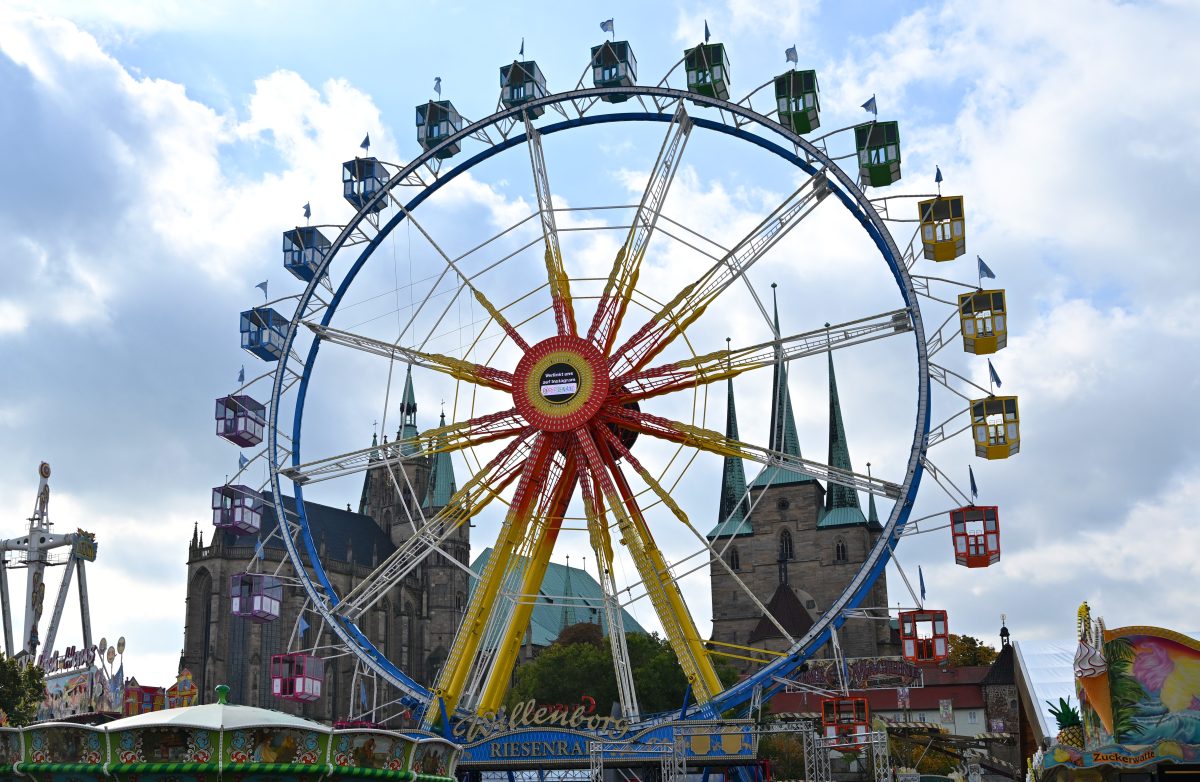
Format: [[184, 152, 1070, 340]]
[[970, 395, 1020, 459], [917, 195, 965, 261], [958, 289, 1008, 354]]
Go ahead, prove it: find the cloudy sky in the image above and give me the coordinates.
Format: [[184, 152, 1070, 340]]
[[1, 0, 1197, 692]]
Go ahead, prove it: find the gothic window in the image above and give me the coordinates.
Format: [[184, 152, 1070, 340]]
[[455, 592, 465, 614], [779, 529, 794, 560], [185, 568, 213, 694], [729, 547, 741, 571], [835, 538, 848, 563]]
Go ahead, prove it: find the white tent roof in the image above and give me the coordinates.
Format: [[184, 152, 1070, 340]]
[[103, 701, 329, 732]]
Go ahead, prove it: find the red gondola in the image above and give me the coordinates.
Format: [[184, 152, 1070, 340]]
[[950, 505, 1000, 568], [822, 697, 870, 748], [899, 609, 949, 663]]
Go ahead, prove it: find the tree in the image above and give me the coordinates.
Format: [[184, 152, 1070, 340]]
[[0, 655, 45, 725], [506, 623, 738, 714], [946, 634, 998, 667]]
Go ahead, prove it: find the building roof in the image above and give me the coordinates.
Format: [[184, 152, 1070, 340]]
[[226, 494, 394, 569], [709, 376, 752, 539], [748, 584, 814, 644], [424, 412, 457, 510], [104, 699, 330, 731], [469, 549, 647, 648], [750, 287, 816, 489], [399, 367, 419, 456]]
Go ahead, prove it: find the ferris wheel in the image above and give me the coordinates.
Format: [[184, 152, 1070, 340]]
[[213, 31, 1019, 732]]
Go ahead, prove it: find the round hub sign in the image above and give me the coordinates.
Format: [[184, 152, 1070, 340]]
[[539, 362, 580, 404]]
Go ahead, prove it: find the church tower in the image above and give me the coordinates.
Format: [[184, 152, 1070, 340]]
[[707, 288, 891, 673], [421, 409, 470, 680], [359, 366, 431, 548]]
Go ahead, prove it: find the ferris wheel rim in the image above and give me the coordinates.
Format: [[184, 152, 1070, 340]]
[[265, 84, 931, 727]]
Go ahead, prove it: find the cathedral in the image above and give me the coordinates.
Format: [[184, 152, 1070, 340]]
[[181, 368, 470, 722], [707, 300, 895, 672]]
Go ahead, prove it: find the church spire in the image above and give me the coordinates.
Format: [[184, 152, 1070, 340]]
[[825, 348, 861, 512], [709, 347, 752, 538], [424, 410, 458, 510], [399, 366, 419, 456], [751, 284, 813, 488]]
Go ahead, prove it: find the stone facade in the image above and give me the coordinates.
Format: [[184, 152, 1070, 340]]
[[708, 338, 894, 673], [183, 375, 468, 722]]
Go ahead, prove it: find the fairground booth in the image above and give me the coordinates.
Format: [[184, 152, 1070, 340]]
[[1025, 604, 1200, 782], [0, 685, 461, 782]]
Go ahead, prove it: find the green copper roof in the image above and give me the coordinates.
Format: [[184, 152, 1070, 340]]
[[825, 351, 861, 512], [708, 376, 753, 539], [818, 351, 868, 528], [423, 412, 458, 510], [751, 287, 815, 488], [469, 549, 647, 648], [399, 366, 420, 456], [868, 489, 880, 525]]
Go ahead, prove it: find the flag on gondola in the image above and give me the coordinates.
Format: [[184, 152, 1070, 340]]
[[519, 37, 524, 57], [255, 280, 268, 300], [919, 565, 927, 602], [969, 465, 979, 502], [988, 359, 1003, 388], [434, 76, 442, 96], [360, 133, 370, 152], [785, 45, 798, 64], [302, 202, 311, 220], [861, 94, 877, 116], [600, 18, 614, 34], [238, 453, 249, 470], [359, 681, 369, 710], [254, 538, 265, 560], [704, 19, 711, 43], [237, 365, 244, 384], [935, 165, 943, 184], [298, 615, 309, 635], [978, 255, 997, 280]]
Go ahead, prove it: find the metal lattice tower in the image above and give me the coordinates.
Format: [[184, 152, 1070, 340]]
[[0, 462, 97, 661]]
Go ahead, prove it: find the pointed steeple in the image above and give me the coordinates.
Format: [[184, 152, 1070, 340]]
[[561, 555, 578, 630], [751, 284, 814, 488], [708, 347, 752, 538], [359, 429, 379, 516], [424, 411, 459, 511], [825, 349, 861, 512], [397, 366, 420, 455], [818, 348, 871, 528]]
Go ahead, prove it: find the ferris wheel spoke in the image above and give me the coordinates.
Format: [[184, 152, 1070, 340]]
[[594, 426, 800, 652], [573, 424, 723, 703], [306, 322, 514, 392], [524, 117, 577, 337], [601, 406, 902, 500], [608, 170, 833, 376], [613, 308, 912, 401], [280, 408, 528, 486], [586, 103, 694, 355], [431, 432, 559, 722], [577, 467, 640, 720], [474, 446, 579, 713], [334, 431, 534, 621]]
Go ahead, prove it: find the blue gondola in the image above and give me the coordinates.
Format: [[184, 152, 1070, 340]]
[[342, 157, 387, 214], [240, 307, 288, 361], [416, 101, 463, 159], [500, 60, 548, 117], [590, 40, 637, 101], [282, 226, 331, 282]]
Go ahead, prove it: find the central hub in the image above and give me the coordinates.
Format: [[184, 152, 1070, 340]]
[[513, 335, 610, 432]]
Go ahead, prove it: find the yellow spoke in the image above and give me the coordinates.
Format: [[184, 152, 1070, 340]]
[[524, 116, 577, 336], [431, 433, 556, 719], [572, 425, 722, 702], [307, 322, 514, 391], [587, 104, 693, 354]]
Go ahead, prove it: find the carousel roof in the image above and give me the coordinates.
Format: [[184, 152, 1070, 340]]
[[103, 689, 328, 732]]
